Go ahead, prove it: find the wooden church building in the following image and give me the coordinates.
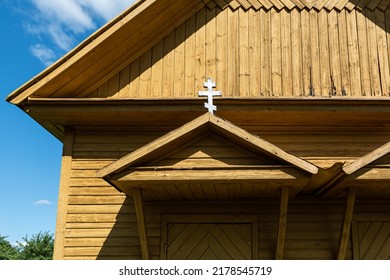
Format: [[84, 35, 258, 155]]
[[7, 0, 390, 260]]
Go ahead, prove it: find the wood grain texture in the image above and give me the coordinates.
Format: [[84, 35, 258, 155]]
[[276, 187, 289, 259], [77, 5, 390, 99], [53, 128, 74, 260]]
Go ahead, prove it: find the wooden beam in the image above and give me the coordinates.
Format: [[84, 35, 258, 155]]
[[114, 167, 307, 183], [53, 127, 74, 260], [209, 114, 319, 175], [97, 113, 210, 178], [132, 188, 149, 260], [343, 142, 390, 175], [276, 187, 289, 260], [337, 186, 357, 260], [305, 162, 344, 193]]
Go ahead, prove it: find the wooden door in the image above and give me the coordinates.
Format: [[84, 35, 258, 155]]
[[353, 216, 390, 260], [161, 215, 258, 260]]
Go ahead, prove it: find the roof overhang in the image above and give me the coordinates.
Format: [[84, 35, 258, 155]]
[[21, 97, 390, 141], [6, 0, 213, 104]]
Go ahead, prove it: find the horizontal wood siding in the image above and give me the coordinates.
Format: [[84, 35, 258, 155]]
[[87, 6, 390, 99], [61, 127, 390, 259]]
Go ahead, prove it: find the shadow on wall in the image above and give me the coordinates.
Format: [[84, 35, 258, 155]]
[[97, 197, 144, 260]]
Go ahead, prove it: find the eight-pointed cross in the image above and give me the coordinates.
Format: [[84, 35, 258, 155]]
[[198, 78, 222, 114]]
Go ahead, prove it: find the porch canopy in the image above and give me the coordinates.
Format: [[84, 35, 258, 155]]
[[98, 113, 319, 201], [319, 142, 390, 199]]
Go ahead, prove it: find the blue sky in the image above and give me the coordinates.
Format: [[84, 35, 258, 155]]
[[0, 0, 134, 244]]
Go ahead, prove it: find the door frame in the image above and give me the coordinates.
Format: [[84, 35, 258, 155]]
[[160, 214, 258, 259]]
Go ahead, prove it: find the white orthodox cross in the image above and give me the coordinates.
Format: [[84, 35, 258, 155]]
[[198, 78, 222, 114]]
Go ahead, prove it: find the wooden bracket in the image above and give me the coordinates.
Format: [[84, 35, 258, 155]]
[[337, 186, 357, 260], [276, 187, 289, 260], [132, 188, 150, 260]]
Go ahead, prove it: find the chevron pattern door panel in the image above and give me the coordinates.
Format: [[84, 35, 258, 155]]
[[354, 221, 390, 260], [161, 215, 258, 260]]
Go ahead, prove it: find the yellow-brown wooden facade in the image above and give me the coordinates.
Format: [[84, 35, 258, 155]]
[[6, 0, 390, 260], [86, 2, 390, 99]]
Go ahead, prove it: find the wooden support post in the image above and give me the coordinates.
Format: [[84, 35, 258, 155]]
[[337, 186, 357, 260], [132, 188, 149, 260], [53, 127, 74, 260], [276, 187, 289, 260]]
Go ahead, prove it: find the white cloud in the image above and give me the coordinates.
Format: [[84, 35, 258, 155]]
[[33, 199, 52, 206], [79, 0, 132, 21], [25, 0, 135, 65], [30, 44, 56, 66]]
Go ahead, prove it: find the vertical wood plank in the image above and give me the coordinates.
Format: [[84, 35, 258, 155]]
[[162, 32, 175, 97], [338, 187, 357, 260], [375, 9, 390, 96], [133, 188, 150, 260], [53, 127, 74, 260], [118, 66, 130, 98], [276, 186, 289, 260], [271, 8, 282, 96], [239, 8, 250, 97], [108, 73, 120, 98], [260, 9, 271, 96], [338, 10, 351, 96], [151, 40, 164, 98], [216, 7, 228, 97], [97, 81, 108, 98], [195, 8, 206, 96], [174, 23, 186, 97], [206, 7, 217, 83], [129, 57, 140, 98], [356, 10, 371, 96], [386, 10, 390, 83], [346, 10, 362, 97], [366, 10, 382, 96], [309, 10, 320, 96], [328, 10, 342, 96], [139, 49, 152, 98], [301, 9, 311, 96], [281, 10, 292, 96], [228, 8, 239, 97], [184, 15, 196, 97], [318, 10, 331, 96], [249, 8, 261, 97], [291, 8, 303, 96]]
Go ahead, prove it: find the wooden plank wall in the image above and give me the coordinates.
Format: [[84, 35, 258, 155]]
[[62, 127, 390, 259], [87, 6, 390, 99]]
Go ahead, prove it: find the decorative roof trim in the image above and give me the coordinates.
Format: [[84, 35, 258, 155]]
[[97, 112, 319, 179], [209, 0, 390, 12]]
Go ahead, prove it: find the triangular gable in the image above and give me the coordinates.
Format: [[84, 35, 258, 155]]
[[97, 113, 318, 179], [6, 0, 388, 104], [155, 133, 272, 168], [97, 113, 319, 200], [6, 0, 212, 104]]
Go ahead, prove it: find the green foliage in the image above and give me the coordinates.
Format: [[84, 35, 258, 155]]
[[0, 232, 54, 260], [0, 235, 19, 260]]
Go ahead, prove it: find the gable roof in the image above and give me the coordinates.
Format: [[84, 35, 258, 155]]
[[97, 112, 319, 199], [6, 0, 388, 105], [97, 112, 319, 179]]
